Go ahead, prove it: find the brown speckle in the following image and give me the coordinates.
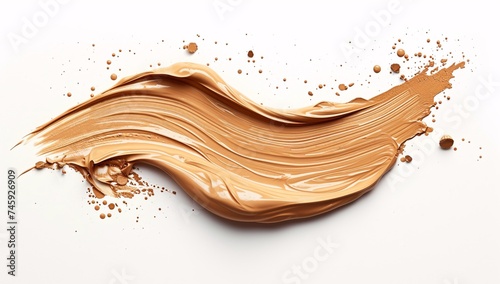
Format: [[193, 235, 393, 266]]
[[391, 63, 400, 73], [439, 135, 454, 150], [187, 42, 198, 54]]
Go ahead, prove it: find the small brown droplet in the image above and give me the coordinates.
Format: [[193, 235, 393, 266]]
[[373, 65, 381, 73], [66, 92, 72, 97], [439, 135, 454, 150], [237, 69, 242, 74], [187, 42, 198, 54], [108, 203, 115, 210], [110, 73, 117, 80], [90, 86, 95, 91], [103, 200, 108, 205], [390, 63, 400, 73], [308, 91, 313, 96], [339, 84, 348, 91], [107, 60, 111, 65], [94, 205, 100, 211], [99, 213, 105, 219], [397, 49, 405, 57], [247, 50, 254, 58], [107, 213, 112, 218]]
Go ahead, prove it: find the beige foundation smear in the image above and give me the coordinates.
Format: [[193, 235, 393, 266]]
[[19, 61, 465, 223]]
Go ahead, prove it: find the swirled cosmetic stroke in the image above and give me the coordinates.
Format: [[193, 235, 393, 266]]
[[21, 61, 465, 223]]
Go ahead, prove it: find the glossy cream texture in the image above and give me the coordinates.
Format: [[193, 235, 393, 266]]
[[23, 62, 465, 223]]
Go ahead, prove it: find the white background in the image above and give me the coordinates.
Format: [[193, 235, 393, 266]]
[[1, 0, 499, 283]]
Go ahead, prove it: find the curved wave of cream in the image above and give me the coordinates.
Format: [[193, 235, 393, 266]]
[[22, 61, 464, 223]]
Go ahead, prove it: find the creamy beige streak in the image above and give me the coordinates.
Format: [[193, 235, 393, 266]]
[[22, 62, 464, 223]]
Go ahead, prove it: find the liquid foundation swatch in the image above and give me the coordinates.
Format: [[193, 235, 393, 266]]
[[21, 61, 465, 223]]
